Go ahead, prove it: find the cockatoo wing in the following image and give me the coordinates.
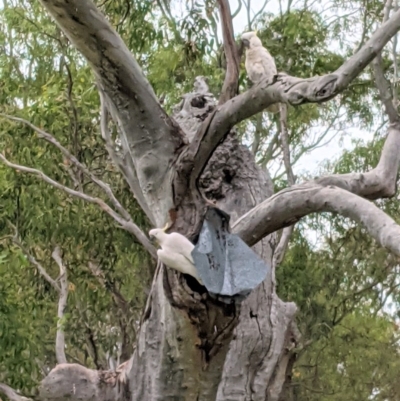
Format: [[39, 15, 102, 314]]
[[259, 48, 277, 78], [163, 232, 195, 263], [246, 60, 265, 83], [157, 248, 203, 284], [245, 48, 277, 83]]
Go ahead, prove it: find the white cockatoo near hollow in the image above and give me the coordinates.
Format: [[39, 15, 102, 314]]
[[241, 31, 279, 113], [149, 226, 203, 285]]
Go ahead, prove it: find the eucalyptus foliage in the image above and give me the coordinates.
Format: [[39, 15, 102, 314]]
[[0, 0, 399, 399]]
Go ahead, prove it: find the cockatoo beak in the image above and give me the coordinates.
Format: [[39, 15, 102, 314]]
[[242, 38, 250, 48]]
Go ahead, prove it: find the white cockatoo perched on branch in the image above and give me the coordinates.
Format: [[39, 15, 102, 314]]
[[149, 226, 203, 285], [241, 31, 279, 113]]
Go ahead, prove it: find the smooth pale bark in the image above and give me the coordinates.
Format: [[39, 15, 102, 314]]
[[234, 123, 400, 247], [39, 0, 184, 227], [234, 184, 400, 250]]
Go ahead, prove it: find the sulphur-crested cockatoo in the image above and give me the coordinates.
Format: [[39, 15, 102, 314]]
[[149, 227, 203, 285], [241, 31, 279, 113]]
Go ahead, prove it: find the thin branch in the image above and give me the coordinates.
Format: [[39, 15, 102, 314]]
[[251, 113, 263, 155], [272, 104, 295, 273], [279, 104, 295, 186], [217, 0, 240, 104], [260, 130, 280, 167], [0, 113, 134, 222], [174, 8, 400, 200], [9, 229, 60, 291], [51, 246, 68, 365], [272, 226, 294, 269], [88, 261, 129, 312], [250, 0, 269, 29], [371, 0, 398, 123], [0, 384, 31, 401], [231, 0, 242, 19], [244, 0, 252, 30], [156, 0, 183, 43], [61, 58, 80, 159], [0, 154, 157, 259]]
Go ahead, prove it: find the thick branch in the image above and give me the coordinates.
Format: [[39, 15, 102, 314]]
[[176, 7, 400, 195], [233, 184, 400, 254], [52, 246, 68, 365], [217, 0, 240, 104], [0, 384, 31, 401], [234, 118, 400, 246], [98, 91, 155, 224], [39, 0, 184, 226], [315, 123, 400, 198], [0, 154, 157, 258]]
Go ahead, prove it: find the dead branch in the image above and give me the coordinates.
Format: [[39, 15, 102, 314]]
[[0, 154, 157, 258], [51, 246, 68, 365]]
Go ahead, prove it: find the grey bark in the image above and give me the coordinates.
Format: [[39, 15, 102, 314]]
[[39, 0, 184, 228], [13, 0, 400, 400]]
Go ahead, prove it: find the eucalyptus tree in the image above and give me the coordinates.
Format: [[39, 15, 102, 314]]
[[2, 0, 400, 401]]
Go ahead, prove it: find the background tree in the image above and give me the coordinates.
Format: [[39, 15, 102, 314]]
[[1, 0, 400, 400]]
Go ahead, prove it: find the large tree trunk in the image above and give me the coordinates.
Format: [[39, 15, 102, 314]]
[[127, 89, 298, 400], [19, 1, 400, 401]]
